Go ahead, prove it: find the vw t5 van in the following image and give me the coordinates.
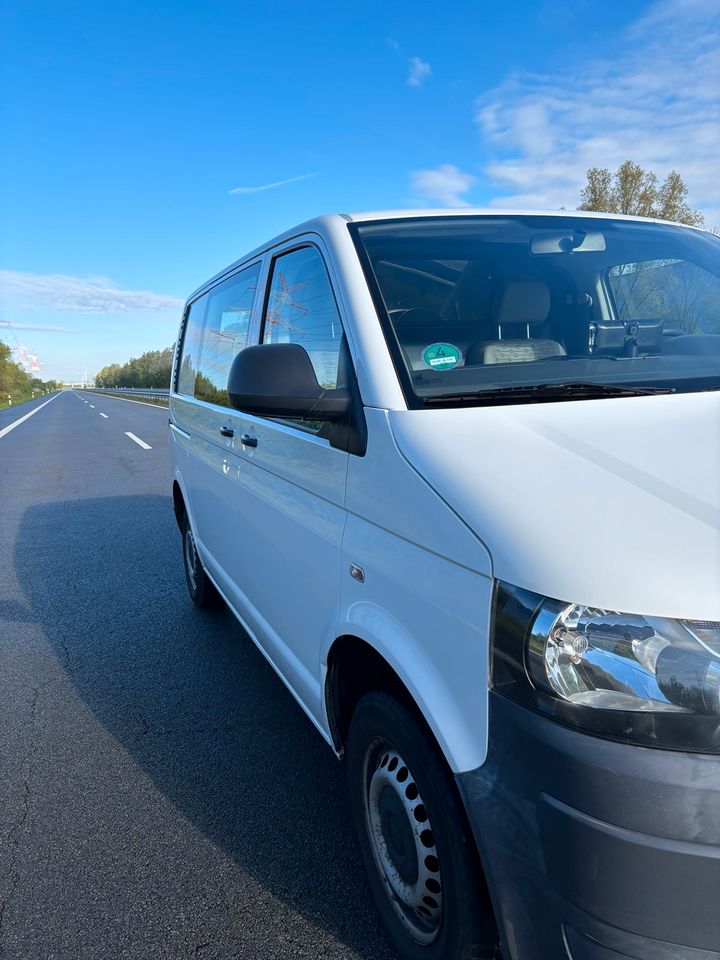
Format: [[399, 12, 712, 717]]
[[169, 211, 720, 960]]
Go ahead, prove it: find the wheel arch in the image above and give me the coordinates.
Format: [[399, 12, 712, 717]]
[[325, 635, 421, 754], [172, 470, 197, 536], [172, 478, 186, 530], [324, 632, 478, 774]]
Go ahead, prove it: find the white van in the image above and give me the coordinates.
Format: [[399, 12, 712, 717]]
[[169, 211, 720, 960]]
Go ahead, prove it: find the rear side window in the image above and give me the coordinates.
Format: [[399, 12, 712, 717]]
[[176, 295, 207, 396], [262, 246, 343, 388], [177, 262, 261, 406]]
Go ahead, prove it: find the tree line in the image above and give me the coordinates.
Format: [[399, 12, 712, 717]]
[[579, 161, 705, 226], [0, 340, 62, 407], [95, 346, 174, 388]]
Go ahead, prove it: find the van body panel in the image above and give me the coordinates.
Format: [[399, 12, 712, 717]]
[[224, 411, 348, 727], [389, 391, 720, 621], [336, 511, 493, 773], [345, 408, 493, 576], [170, 395, 244, 598]]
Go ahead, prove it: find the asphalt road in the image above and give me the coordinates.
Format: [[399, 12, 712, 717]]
[[0, 390, 397, 960]]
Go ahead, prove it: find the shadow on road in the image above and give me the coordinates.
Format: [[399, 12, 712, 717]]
[[14, 493, 395, 959]]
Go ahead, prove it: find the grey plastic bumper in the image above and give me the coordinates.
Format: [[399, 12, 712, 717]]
[[456, 693, 720, 960]]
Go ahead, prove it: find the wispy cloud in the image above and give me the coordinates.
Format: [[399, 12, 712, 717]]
[[0, 320, 80, 333], [407, 56, 431, 88], [411, 164, 476, 208], [475, 0, 720, 222], [0, 270, 183, 314], [229, 172, 319, 195], [387, 39, 432, 88]]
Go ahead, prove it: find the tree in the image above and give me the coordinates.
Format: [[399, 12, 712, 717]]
[[95, 346, 174, 388], [0, 339, 60, 405], [578, 161, 705, 226]]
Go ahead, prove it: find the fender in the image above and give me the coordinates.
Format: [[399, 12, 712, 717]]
[[330, 584, 487, 773]]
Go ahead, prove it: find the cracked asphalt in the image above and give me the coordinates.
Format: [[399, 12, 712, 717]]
[[0, 391, 397, 960]]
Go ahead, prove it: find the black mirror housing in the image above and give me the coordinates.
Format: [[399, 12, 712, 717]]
[[227, 343, 351, 421]]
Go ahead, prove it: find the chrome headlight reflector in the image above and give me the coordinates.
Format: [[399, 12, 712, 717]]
[[528, 603, 720, 715], [492, 583, 720, 752]]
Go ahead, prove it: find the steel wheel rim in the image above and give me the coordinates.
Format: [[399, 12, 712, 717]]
[[184, 525, 198, 592], [363, 740, 443, 944]]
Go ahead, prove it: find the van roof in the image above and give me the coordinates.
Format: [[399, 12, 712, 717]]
[[187, 208, 709, 303]]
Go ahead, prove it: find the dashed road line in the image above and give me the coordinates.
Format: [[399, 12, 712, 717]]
[[125, 431, 152, 450], [89, 404, 95, 408], [0, 393, 61, 440], [99, 413, 109, 419], [86, 393, 168, 410]]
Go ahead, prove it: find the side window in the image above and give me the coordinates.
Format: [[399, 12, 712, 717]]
[[608, 258, 720, 335], [262, 246, 343, 389], [176, 295, 207, 396], [194, 262, 261, 407]]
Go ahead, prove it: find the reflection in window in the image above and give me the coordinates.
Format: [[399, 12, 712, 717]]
[[177, 296, 207, 396], [608, 259, 720, 335], [194, 262, 261, 407], [262, 246, 343, 389]]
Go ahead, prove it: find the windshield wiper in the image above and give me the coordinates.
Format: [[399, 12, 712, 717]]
[[422, 381, 676, 405]]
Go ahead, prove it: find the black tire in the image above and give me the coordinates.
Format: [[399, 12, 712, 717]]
[[346, 691, 498, 960], [181, 514, 219, 609]]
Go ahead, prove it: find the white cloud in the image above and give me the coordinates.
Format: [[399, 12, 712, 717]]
[[0, 270, 183, 314], [411, 164, 476, 207], [407, 56, 431, 88], [229, 172, 319, 194], [475, 0, 720, 223], [0, 320, 80, 333]]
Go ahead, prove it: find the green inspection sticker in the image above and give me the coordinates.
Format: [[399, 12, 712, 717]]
[[421, 342, 462, 370]]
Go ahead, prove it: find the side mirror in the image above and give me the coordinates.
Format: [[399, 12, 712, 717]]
[[227, 343, 351, 421]]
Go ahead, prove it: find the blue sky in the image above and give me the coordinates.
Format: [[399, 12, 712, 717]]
[[1, 0, 718, 382]]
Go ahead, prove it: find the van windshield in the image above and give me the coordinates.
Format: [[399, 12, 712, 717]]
[[351, 215, 720, 406]]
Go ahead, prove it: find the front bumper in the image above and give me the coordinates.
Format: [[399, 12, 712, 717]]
[[457, 693, 720, 960]]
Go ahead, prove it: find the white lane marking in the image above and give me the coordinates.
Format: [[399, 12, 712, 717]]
[[125, 431, 152, 450], [89, 404, 95, 408], [99, 412, 109, 419], [0, 392, 61, 440], [86, 392, 167, 410]]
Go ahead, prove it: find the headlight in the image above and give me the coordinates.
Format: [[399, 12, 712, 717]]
[[492, 582, 720, 753], [528, 602, 720, 714]]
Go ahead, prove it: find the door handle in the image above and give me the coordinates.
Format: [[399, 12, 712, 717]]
[[219, 426, 234, 438], [240, 433, 258, 448]]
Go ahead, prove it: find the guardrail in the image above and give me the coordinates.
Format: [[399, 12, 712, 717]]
[[89, 387, 170, 401]]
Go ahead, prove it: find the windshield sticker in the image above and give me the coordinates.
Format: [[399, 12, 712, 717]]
[[421, 343, 462, 370]]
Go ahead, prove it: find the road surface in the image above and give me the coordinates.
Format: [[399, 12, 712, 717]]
[[0, 391, 396, 960]]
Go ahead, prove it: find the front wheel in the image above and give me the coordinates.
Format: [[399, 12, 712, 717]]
[[181, 515, 219, 609], [346, 692, 498, 960]]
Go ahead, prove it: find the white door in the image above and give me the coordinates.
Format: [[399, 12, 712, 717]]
[[177, 261, 263, 596], [230, 243, 350, 725]]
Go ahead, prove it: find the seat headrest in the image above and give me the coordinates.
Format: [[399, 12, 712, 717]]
[[393, 308, 442, 329], [494, 281, 550, 327]]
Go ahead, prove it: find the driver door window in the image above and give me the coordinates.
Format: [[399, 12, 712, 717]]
[[262, 246, 343, 389]]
